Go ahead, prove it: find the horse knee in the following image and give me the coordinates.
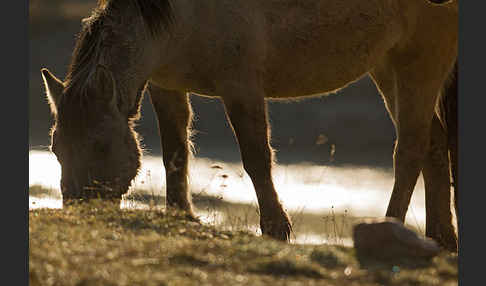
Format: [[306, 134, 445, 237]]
[[393, 143, 428, 171]]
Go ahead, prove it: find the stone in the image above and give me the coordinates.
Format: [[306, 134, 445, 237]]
[[353, 217, 441, 261]]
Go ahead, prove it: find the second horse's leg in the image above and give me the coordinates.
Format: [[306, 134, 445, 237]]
[[148, 83, 195, 218], [422, 114, 457, 252]]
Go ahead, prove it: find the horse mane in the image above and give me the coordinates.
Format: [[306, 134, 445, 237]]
[[61, 0, 173, 117], [101, 0, 174, 37]]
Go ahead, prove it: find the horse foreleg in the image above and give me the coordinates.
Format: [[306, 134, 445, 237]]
[[218, 81, 292, 241], [422, 114, 457, 252], [147, 83, 195, 218]]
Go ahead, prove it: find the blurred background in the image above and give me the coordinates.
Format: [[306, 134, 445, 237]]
[[29, 0, 396, 168]]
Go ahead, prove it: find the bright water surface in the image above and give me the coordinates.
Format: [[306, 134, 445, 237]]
[[29, 150, 429, 245]]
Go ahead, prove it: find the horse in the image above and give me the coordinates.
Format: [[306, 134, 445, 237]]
[[41, 0, 458, 251]]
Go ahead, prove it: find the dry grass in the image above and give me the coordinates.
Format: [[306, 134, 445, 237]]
[[29, 192, 457, 286]]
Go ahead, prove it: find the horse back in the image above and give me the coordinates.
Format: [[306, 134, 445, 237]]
[[261, 0, 404, 97], [149, 0, 456, 98]]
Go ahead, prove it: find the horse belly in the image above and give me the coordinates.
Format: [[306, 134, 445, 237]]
[[261, 0, 402, 98], [263, 45, 386, 99]]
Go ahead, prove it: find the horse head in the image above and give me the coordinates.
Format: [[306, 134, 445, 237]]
[[41, 66, 142, 202]]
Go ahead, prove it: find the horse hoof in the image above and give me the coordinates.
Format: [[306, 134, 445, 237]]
[[260, 214, 293, 242], [427, 226, 458, 253], [186, 212, 201, 224], [444, 242, 458, 253], [264, 226, 292, 242], [434, 234, 457, 253]]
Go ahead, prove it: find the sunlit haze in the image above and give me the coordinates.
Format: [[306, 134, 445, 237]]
[[29, 150, 427, 229]]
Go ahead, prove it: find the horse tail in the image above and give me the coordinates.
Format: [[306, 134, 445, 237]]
[[437, 60, 458, 216]]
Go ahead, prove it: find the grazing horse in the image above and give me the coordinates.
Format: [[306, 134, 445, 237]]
[[41, 0, 458, 251]]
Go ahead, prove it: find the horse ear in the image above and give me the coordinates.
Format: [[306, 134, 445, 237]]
[[41, 68, 64, 115], [94, 65, 119, 113]]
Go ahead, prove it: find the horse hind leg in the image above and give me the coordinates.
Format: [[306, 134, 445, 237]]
[[385, 84, 441, 223], [218, 80, 292, 241], [440, 62, 458, 221], [372, 60, 441, 222], [422, 114, 457, 252], [147, 83, 195, 218]]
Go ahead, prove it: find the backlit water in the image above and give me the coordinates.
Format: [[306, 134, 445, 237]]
[[29, 150, 430, 245]]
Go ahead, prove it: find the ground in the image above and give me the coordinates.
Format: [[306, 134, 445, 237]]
[[29, 196, 457, 286]]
